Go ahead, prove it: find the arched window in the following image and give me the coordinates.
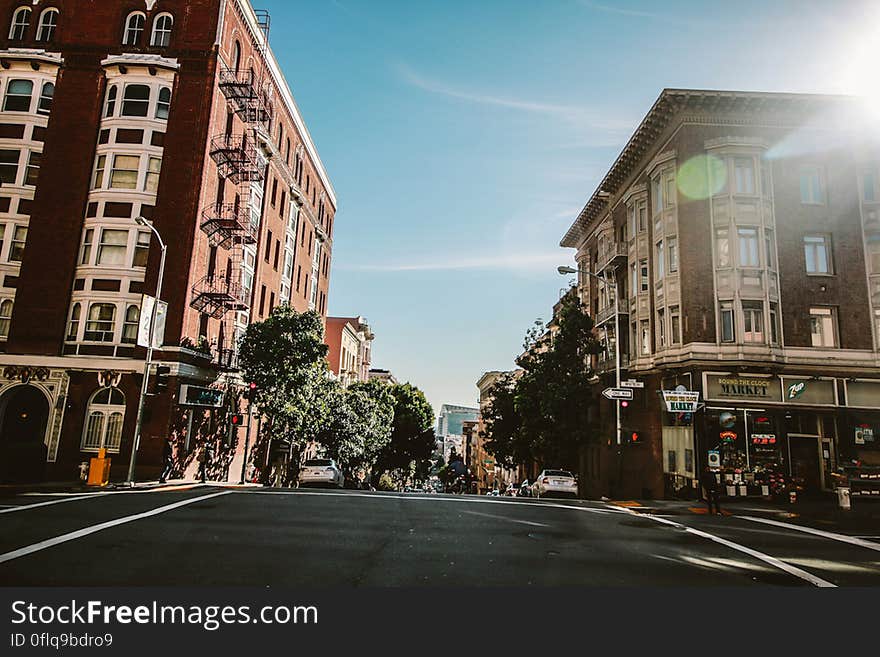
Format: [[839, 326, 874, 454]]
[[37, 82, 54, 115], [0, 299, 13, 338], [3, 79, 33, 112], [36, 8, 58, 42], [8, 7, 30, 41], [121, 84, 150, 117], [232, 41, 242, 72], [123, 12, 145, 46], [121, 305, 139, 344], [84, 303, 116, 342], [150, 13, 173, 48], [104, 84, 118, 118], [66, 302, 81, 341], [156, 87, 171, 120], [81, 387, 126, 452]]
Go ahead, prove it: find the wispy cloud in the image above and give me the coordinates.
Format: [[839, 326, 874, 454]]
[[578, 0, 714, 28], [337, 251, 566, 273]]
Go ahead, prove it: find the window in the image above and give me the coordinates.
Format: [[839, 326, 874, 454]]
[[656, 308, 666, 348], [668, 236, 678, 273], [875, 309, 880, 346], [765, 229, 775, 270], [81, 388, 126, 453], [810, 307, 838, 348], [720, 301, 735, 343], [0, 225, 4, 257], [93, 155, 106, 189], [84, 303, 116, 342], [9, 225, 26, 261], [640, 259, 648, 292], [67, 303, 81, 341], [121, 85, 150, 117], [670, 306, 681, 345], [150, 13, 173, 48], [0, 149, 19, 184], [655, 240, 665, 280], [156, 87, 171, 120], [80, 228, 94, 265], [630, 262, 637, 297], [804, 234, 832, 274], [8, 7, 30, 41], [0, 299, 12, 338], [3, 79, 33, 112], [24, 151, 40, 187], [104, 85, 118, 118], [864, 170, 878, 203], [144, 157, 161, 192], [716, 227, 730, 267], [640, 319, 651, 355], [769, 302, 779, 345], [133, 231, 149, 267], [97, 229, 128, 266], [123, 12, 145, 46], [121, 305, 139, 344], [110, 154, 140, 189], [37, 82, 54, 115], [36, 8, 58, 42], [734, 158, 755, 195], [738, 227, 759, 267], [867, 235, 880, 274], [742, 301, 765, 343], [652, 177, 664, 215], [665, 173, 676, 208], [800, 167, 825, 204]]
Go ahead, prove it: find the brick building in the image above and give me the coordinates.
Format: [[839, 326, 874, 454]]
[[562, 89, 880, 500], [0, 1, 336, 483], [324, 316, 373, 387]]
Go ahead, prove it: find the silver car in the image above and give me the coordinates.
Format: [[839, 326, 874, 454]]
[[297, 458, 345, 489], [532, 469, 578, 498]]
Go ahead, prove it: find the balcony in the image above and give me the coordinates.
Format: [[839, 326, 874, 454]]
[[200, 202, 258, 249], [218, 68, 273, 127], [190, 275, 249, 319], [595, 298, 629, 326], [596, 241, 628, 274], [210, 134, 266, 184]]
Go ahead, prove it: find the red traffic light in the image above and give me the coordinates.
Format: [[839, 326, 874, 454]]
[[631, 432, 640, 442], [230, 413, 244, 426], [621, 400, 629, 408], [249, 382, 257, 390]]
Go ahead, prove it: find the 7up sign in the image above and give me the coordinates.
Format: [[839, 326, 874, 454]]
[[787, 381, 807, 400]]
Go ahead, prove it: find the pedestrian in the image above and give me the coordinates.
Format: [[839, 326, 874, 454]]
[[701, 466, 722, 515], [159, 437, 174, 484]]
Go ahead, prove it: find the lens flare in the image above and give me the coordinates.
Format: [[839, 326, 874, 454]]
[[677, 154, 727, 201]]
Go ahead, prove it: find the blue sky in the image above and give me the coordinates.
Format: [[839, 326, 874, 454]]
[[262, 0, 878, 415]]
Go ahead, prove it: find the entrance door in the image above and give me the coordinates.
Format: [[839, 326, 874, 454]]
[[788, 435, 822, 493], [0, 385, 50, 482]]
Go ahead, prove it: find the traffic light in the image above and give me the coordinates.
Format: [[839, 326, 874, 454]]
[[245, 382, 257, 402], [229, 413, 244, 427], [154, 365, 171, 393], [630, 431, 641, 444]]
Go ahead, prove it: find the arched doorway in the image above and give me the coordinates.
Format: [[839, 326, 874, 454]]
[[0, 385, 50, 483]]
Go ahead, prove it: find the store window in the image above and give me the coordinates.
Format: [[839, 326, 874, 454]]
[[81, 387, 126, 453]]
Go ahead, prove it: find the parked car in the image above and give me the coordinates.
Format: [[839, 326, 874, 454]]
[[531, 470, 578, 498], [297, 458, 345, 489]]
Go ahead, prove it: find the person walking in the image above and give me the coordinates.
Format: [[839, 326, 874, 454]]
[[701, 466, 722, 515], [158, 437, 174, 484]]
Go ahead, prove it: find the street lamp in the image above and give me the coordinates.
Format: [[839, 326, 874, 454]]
[[558, 264, 622, 446], [126, 216, 168, 485]]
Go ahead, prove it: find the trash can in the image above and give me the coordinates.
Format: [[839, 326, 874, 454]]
[[837, 487, 851, 511], [87, 448, 111, 487]]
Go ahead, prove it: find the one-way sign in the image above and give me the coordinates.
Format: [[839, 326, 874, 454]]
[[602, 387, 634, 401]]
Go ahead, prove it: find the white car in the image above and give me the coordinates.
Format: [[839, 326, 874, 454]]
[[531, 470, 578, 498], [297, 458, 345, 488]]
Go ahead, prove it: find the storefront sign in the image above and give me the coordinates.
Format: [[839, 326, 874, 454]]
[[720, 431, 737, 443], [781, 377, 836, 406], [662, 390, 700, 412], [855, 426, 874, 445], [179, 384, 225, 408], [787, 381, 807, 400], [751, 434, 777, 445], [707, 450, 720, 469], [706, 375, 782, 402]]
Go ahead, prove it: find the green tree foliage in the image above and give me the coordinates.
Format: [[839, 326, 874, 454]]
[[480, 372, 528, 469], [375, 383, 436, 476]]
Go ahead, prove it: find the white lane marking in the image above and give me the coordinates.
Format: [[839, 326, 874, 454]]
[[460, 510, 550, 528], [739, 516, 880, 553], [0, 492, 116, 515], [0, 491, 231, 565], [242, 490, 622, 514], [622, 511, 836, 587]]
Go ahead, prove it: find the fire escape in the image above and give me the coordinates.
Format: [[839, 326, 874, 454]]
[[192, 64, 273, 370]]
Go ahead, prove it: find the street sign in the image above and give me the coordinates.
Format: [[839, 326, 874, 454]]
[[138, 294, 167, 349], [179, 384, 225, 408], [603, 387, 634, 401], [662, 390, 700, 412], [621, 380, 645, 389]]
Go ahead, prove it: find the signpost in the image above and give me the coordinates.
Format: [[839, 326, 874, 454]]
[[621, 380, 645, 389], [603, 387, 634, 401]]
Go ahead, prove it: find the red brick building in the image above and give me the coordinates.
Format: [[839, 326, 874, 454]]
[[0, 1, 336, 483], [562, 89, 880, 500]]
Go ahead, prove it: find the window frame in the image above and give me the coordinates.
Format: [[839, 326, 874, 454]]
[[84, 302, 117, 343], [36, 7, 58, 42], [121, 84, 151, 118], [80, 387, 126, 453], [150, 13, 174, 48], [804, 233, 833, 275], [720, 301, 735, 343], [3, 79, 33, 113], [737, 227, 760, 268], [96, 228, 129, 267], [123, 12, 146, 47], [742, 300, 765, 344], [0, 298, 12, 338], [800, 166, 826, 205], [809, 306, 838, 348], [8, 6, 30, 41]]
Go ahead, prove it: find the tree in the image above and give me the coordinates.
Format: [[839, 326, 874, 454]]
[[481, 372, 528, 469], [374, 383, 435, 480]]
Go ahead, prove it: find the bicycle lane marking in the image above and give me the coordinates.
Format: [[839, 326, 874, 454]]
[[0, 491, 231, 565], [612, 508, 836, 587]]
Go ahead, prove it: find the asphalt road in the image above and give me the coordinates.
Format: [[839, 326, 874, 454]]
[[0, 486, 878, 586]]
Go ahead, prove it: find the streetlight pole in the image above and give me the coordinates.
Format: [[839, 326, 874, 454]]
[[127, 216, 167, 485]]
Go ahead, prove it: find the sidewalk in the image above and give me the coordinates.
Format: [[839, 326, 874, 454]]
[[0, 479, 263, 496], [612, 496, 880, 535]]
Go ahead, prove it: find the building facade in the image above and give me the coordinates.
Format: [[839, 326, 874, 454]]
[[0, 0, 336, 483], [436, 403, 479, 463], [325, 316, 373, 387], [368, 368, 397, 385], [562, 89, 880, 500]]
